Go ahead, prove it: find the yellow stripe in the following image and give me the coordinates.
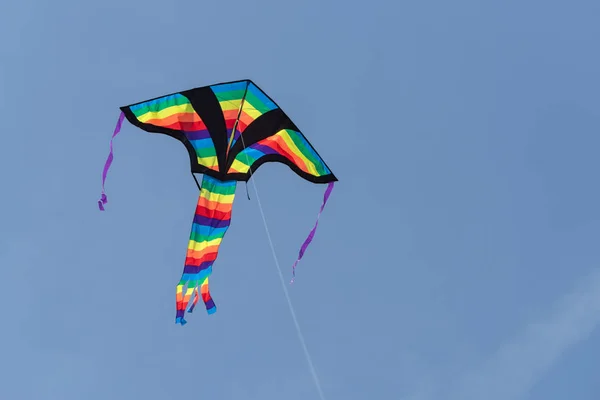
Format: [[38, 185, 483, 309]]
[[201, 190, 236, 204], [219, 99, 242, 111], [137, 104, 196, 122], [226, 129, 319, 175], [229, 158, 250, 173], [241, 103, 261, 119], [188, 238, 223, 251], [184, 287, 194, 297], [279, 130, 318, 175], [196, 156, 219, 169]]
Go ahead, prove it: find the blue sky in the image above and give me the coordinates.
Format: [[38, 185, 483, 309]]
[[1, 0, 599, 399]]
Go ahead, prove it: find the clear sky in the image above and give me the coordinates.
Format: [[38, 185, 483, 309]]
[[1, 0, 599, 399]]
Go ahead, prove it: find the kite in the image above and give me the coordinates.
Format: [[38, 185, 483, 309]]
[[98, 79, 337, 325]]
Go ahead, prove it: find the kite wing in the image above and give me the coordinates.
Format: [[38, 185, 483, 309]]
[[119, 79, 337, 184], [119, 88, 226, 175], [210, 80, 337, 184]]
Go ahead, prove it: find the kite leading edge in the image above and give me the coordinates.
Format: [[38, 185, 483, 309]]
[[98, 79, 337, 325]]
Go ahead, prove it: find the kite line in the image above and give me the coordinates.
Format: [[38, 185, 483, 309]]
[[239, 133, 327, 400], [249, 177, 327, 400]]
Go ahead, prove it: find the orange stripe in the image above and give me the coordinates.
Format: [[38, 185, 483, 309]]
[[262, 135, 309, 172], [186, 244, 221, 258], [221, 110, 257, 137], [201, 199, 235, 213], [200, 283, 209, 295], [223, 110, 238, 120], [239, 111, 256, 126], [184, 251, 219, 265], [186, 244, 221, 257]]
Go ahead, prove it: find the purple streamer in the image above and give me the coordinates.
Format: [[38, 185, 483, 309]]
[[290, 181, 335, 283], [98, 111, 125, 211]]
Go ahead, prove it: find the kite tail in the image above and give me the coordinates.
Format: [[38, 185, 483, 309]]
[[98, 111, 125, 210], [175, 175, 237, 325], [290, 182, 335, 283]]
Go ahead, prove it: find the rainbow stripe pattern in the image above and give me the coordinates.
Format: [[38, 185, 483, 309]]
[[211, 81, 278, 152], [120, 79, 337, 184], [228, 128, 332, 177], [175, 175, 237, 324], [127, 93, 219, 171]]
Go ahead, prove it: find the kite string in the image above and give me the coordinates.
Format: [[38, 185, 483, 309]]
[[238, 133, 326, 400], [247, 177, 327, 400]]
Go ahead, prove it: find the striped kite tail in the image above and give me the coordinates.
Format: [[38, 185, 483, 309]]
[[175, 175, 237, 325]]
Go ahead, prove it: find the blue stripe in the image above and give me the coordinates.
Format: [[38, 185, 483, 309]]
[[210, 81, 248, 93], [191, 224, 228, 237], [183, 262, 213, 274], [202, 175, 236, 186], [182, 267, 212, 282], [240, 147, 265, 161], [189, 138, 214, 149], [288, 130, 331, 174], [129, 93, 187, 112], [248, 83, 277, 110]]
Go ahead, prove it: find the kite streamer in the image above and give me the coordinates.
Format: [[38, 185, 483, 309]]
[[98, 111, 125, 210], [176, 175, 236, 325], [291, 181, 335, 283]]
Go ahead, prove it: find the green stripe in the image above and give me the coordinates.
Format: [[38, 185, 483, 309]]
[[195, 146, 217, 158], [179, 278, 199, 287], [214, 88, 275, 114], [215, 89, 245, 102], [189, 231, 227, 243], [244, 91, 273, 114], [201, 181, 237, 195], [235, 151, 257, 166], [284, 130, 329, 175], [178, 273, 209, 286], [130, 94, 191, 117]]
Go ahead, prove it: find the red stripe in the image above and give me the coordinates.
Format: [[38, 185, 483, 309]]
[[185, 251, 219, 266], [195, 205, 232, 220], [163, 121, 207, 131]]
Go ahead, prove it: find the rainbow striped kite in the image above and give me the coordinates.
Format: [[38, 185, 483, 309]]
[[98, 79, 337, 325]]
